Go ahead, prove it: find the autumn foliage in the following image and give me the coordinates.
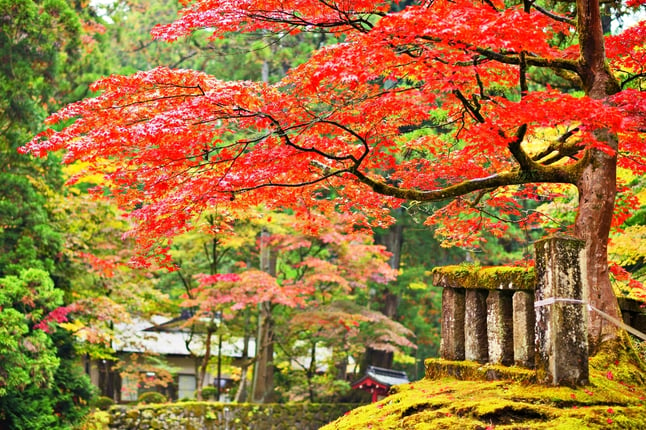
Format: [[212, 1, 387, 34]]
[[22, 0, 646, 347]]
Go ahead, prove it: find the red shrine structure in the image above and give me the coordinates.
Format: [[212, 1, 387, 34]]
[[351, 366, 409, 403]]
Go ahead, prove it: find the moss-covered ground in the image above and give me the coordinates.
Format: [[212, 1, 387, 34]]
[[323, 339, 646, 429]]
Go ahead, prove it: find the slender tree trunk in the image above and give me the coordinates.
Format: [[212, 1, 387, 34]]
[[251, 301, 274, 402], [234, 367, 248, 403], [234, 309, 252, 402], [216, 334, 223, 400], [364, 220, 404, 370], [252, 229, 276, 402], [574, 0, 623, 353], [380, 221, 403, 318], [307, 342, 316, 402], [196, 328, 213, 401]]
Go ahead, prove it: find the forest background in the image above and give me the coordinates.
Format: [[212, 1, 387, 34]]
[[1, 0, 645, 429]]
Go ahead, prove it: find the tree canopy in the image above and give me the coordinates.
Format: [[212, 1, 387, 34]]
[[22, 0, 646, 351]]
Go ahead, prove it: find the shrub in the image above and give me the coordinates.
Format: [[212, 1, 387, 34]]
[[91, 396, 115, 411], [200, 386, 218, 401], [137, 392, 167, 404]]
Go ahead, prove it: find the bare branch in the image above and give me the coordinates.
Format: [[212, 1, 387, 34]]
[[531, 3, 576, 26], [453, 89, 485, 123], [531, 127, 582, 165], [232, 168, 354, 194], [519, 51, 528, 97], [620, 72, 646, 89]]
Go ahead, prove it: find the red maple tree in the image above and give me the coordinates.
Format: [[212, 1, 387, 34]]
[[23, 0, 646, 352]]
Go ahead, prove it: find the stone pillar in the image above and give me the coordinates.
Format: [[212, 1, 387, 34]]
[[486, 290, 514, 365], [464, 289, 488, 363], [513, 290, 535, 368], [535, 236, 589, 386], [440, 287, 465, 361]]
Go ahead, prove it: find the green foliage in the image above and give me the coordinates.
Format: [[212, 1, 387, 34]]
[[0, 269, 62, 395], [137, 391, 167, 405], [200, 386, 218, 401], [91, 396, 115, 411], [0, 0, 81, 140], [0, 0, 106, 285], [0, 2, 102, 429], [0, 270, 94, 430], [0, 174, 62, 277], [47, 329, 96, 426], [78, 410, 110, 430]]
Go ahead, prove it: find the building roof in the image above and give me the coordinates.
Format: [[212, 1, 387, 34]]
[[352, 366, 409, 390], [113, 316, 255, 358]]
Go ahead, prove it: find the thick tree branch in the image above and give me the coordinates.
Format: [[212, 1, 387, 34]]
[[474, 47, 580, 72], [350, 162, 577, 203], [506, 124, 531, 169], [415, 34, 580, 74]]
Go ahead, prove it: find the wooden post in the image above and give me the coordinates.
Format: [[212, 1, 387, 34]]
[[534, 236, 589, 386]]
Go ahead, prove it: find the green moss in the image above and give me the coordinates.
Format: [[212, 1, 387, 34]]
[[424, 358, 537, 384], [78, 411, 110, 430], [323, 338, 646, 429], [432, 266, 535, 291]]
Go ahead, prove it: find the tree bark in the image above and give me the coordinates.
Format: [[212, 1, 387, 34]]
[[251, 300, 275, 402], [195, 328, 213, 401], [375, 220, 403, 318], [574, 0, 623, 353], [363, 220, 404, 370], [234, 309, 253, 402], [251, 230, 276, 403], [575, 140, 622, 352]]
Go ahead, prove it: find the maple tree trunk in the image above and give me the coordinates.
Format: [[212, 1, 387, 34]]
[[575, 0, 621, 355], [575, 142, 622, 353], [574, 0, 623, 354]]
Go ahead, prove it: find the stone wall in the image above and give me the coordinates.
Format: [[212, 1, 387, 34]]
[[432, 235, 645, 387], [103, 402, 359, 430], [434, 265, 536, 367]]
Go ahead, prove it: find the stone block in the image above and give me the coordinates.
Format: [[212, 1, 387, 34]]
[[440, 287, 465, 361], [534, 236, 589, 386], [486, 290, 514, 366], [512, 290, 535, 368], [464, 289, 488, 363]]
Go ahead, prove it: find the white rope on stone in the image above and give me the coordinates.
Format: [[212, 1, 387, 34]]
[[534, 297, 646, 342]]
